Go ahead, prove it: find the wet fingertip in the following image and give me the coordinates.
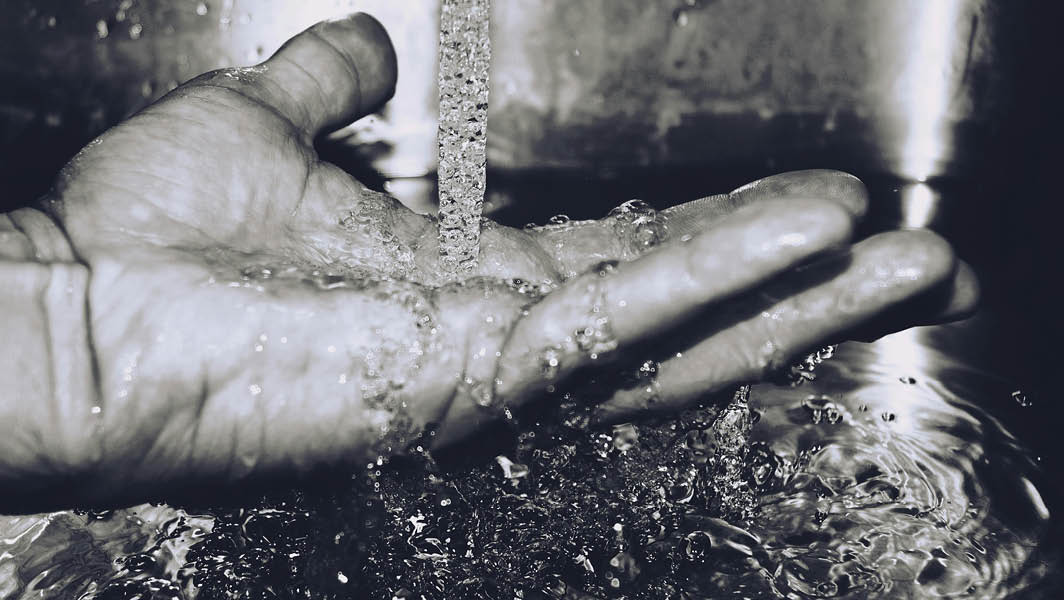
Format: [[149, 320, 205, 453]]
[[314, 12, 398, 111], [940, 261, 981, 321], [760, 197, 856, 251], [819, 170, 869, 220], [903, 229, 958, 283], [731, 169, 869, 220], [863, 229, 957, 288]]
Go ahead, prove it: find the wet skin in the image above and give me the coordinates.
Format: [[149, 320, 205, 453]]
[[0, 14, 977, 512]]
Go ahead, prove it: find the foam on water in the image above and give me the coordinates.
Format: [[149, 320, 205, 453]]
[[436, 0, 491, 278]]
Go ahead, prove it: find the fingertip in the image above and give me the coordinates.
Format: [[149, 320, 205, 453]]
[[742, 197, 856, 253], [900, 229, 957, 283], [261, 12, 398, 134], [322, 13, 398, 114], [732, 170, 869, 220], [940, 260, 981, 321], [861, 229, 957, 292]]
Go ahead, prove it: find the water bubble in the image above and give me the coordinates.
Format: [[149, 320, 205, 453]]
[[815, 580, 839, 596], [195, 2, 209, 16], [128, 23, 143, 40], [95, 19, 109, 39], [778, 344, 838, 386], [802, 395, 843, 425], [539, 347, 562, 380], [609, 199, 667, 256], [594, 259, 619, 277], [567, 276, 620, 359], [746, 442, 779, 486], [635, 359, 660, 384], [547, 214, 571, 225], [506, 277, 550, 299]]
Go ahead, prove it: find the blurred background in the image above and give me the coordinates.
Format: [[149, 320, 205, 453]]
[[1, 0, 1062, 464]]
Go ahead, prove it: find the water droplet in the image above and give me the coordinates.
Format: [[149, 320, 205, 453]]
[[594, 260, 619, 277], [462, 376, 495, 408], [95, 19, 109, 39], [1012, 390, 1032, 407], [548, 214, 571, 225], [637, 359, 659, 380], [495, 455, 529, 485], [675, 9, 690, 26], [802, 395, 843, 425], [900, 376, 917, 384], [128, 23, 142, 40], [195, 2, 209, 16], [608, 199, 667, 255], [539, 347, 562, 380], [881, 412, 896, 422]]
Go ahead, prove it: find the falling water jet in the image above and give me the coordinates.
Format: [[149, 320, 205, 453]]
[[436, 0, 491, 278]]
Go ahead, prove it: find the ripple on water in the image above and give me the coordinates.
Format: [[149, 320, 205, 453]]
[[0, 344, 1057, 598]]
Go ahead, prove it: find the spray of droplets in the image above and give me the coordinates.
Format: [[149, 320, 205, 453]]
[[705, 385, 756, 521], [437, 0, 491, 278]]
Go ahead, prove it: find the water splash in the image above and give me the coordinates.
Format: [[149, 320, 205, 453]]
[[436, 0, 491, 278], [704, 385, 757, 522], [2, 331, 1056, 597], [608, 199, 668, 258]]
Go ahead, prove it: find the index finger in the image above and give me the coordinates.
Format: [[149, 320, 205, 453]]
[[530, 170, 869, 278]]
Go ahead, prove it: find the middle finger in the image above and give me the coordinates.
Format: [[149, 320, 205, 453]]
[[493, 197, 854, 407]]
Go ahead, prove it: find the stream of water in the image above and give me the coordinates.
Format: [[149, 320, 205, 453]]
[[436, 0, 491, 278]]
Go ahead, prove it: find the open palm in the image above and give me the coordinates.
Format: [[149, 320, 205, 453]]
[[2, 14, 976, 511]]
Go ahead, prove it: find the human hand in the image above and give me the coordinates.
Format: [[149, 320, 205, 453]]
[[0, 14, 976, 512]]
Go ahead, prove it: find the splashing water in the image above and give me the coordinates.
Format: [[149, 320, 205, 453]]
[[437, 0, 491, 278], [4, 341, 1056, 598]]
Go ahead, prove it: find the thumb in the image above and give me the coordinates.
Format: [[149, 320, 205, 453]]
[[187, 13, 398, 138]]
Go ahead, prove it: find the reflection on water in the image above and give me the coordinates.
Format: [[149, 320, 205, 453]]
[[0, 337, 1058, 598]]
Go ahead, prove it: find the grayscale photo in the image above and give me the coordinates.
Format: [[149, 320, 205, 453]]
[[0, 1, 1060, 598]]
